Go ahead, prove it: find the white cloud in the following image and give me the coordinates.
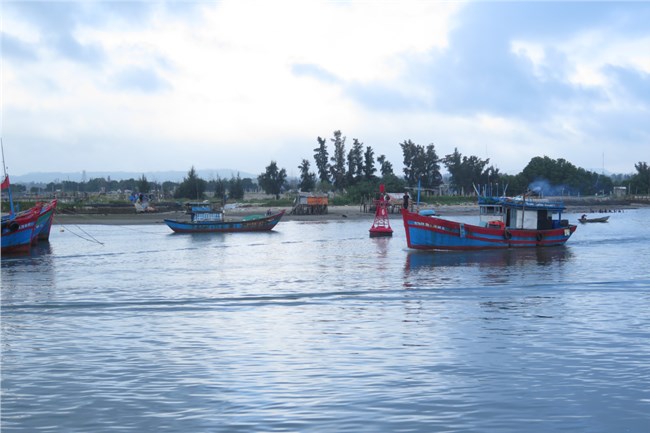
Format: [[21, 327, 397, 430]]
[[2, 1, 647, 177]]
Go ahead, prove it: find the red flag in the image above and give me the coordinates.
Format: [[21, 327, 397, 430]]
[[1, 175, 9, 190]]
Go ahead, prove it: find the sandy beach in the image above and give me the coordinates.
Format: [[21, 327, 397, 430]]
[[52, 204, 480, 226]]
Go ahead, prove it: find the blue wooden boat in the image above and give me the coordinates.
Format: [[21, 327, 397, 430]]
[[2, 199, 57, 244], [402, 195, 577, 250], [164, 204, 285, 233], [1, 163, 51, 253], [1, 204, 41, 254]]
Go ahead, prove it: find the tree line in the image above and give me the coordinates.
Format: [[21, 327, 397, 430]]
[[11, 131, 650, 200], [13, 170, 260, 201], [256, 130, 649, 199]]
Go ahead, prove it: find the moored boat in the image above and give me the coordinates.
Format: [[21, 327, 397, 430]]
[[1, 150, 52, 253], [2, 199, 58, 244], [402, 195, 577, 250], [164, 203, 285, 233], [1, 204, 42, 254]]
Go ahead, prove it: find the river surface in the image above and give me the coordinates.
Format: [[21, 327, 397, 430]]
[[2, 208, 649, 432]]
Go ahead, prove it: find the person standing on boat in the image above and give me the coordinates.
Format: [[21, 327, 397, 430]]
[[403, 192, 410, 210]]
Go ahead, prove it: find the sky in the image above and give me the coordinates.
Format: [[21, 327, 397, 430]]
[[2, 0, 649, 180]]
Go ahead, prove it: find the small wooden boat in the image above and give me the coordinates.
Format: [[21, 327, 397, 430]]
[[402, 195, 577, 250], [164, 203, 285, 233], [578, 214, 609, 223]]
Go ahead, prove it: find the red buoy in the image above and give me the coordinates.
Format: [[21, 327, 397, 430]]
[[369, 184, 393, 237]]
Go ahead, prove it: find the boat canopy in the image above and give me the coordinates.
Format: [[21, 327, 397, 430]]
[[498, 196, 566, 213]]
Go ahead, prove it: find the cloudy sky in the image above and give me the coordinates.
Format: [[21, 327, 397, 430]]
[[2, 0, 649, 179]]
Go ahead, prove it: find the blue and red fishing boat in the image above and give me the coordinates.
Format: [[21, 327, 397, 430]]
[[164, 203, 285, 233], [1, 140, 57, 253], [1, 199, 57, 246], [2, 203, 42, 254], [402, 195, 577, 250]]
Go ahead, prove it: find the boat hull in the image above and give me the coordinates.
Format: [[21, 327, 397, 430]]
[[402, 209, 576, 250], [34, 199, 58, 243], [579, 216, 609, 223], [164, 210, 285, 233], [1, 206, 41, 254]]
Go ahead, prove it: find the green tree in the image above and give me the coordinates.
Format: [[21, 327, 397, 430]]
[[137, 174, 151, 193], [258, 161, 287, 199], [381, 173, 406, 193], [346, 138, 364, 185], [363, 146, 376, 180], [212, 176, 227, 201], [313, 136, 330, 183], [443, 148, 496, 195], [162, 181, 177, 198], [423, 143, 442, 190], [229, 173, 245, 200], [298, 159, 316, 192], [377, 154, 394, 177], [86, 177, 109, 193], [174, 166, 207, 199], [520, 156, 611, 196], [329, 130, 347, 190], [241, 177, 256, 192], [400, 140, 442, 189], [630, 161, 650, 194]]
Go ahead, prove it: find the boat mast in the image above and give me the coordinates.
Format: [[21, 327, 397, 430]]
[[1, 138, 15, 217]]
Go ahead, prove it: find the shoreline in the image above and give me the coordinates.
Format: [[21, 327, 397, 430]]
[[53, 205, 397, 225], [51, 203, 644, 226]]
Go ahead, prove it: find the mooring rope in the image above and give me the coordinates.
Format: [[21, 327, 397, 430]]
[[53, 215, 104, 246], [58, 223, 104, 245]]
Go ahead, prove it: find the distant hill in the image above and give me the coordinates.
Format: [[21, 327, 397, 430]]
[[11, 169, 257, 184]]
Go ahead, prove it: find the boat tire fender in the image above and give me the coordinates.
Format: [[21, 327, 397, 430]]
[[9, 222, 19, 232], [504, 229, 512, 240], [536, 232, 543, 242]]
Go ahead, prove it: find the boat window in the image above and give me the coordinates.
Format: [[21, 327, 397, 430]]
[[480, 205, 503, 216]]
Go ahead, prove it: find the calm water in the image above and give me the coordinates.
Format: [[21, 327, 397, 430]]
[[2, 209, 649, 432]]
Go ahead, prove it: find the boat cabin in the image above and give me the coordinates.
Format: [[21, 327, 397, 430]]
[[184, 201, 224, 222], [479, 196, 569, 230], [500, 197, 568, 230], [478, 197, 505, 227]]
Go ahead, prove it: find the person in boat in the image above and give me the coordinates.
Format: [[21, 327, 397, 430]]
[[403, 192, 410, 210]]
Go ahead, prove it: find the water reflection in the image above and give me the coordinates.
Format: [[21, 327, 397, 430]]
[[370, 236, 391, 258], [1, 242, 56, 307], [405, 247, 573, 272], [1, 243, 53, 268]]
